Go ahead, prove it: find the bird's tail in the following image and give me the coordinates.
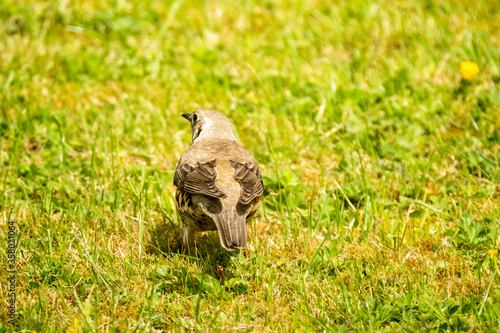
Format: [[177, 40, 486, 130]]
[[211, 207, 247, 251]]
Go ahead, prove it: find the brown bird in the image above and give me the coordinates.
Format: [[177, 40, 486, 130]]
[[174, 109, 263, 251]]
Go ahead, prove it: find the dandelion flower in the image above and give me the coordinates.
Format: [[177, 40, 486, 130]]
[[66, 318, 79, 333], [461, 61, 479, 80], [487, 249, 498, 256]]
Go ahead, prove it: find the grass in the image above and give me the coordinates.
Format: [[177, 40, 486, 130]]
[[0, 0, 499, 331]]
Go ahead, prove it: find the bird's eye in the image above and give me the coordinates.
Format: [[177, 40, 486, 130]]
[[193, 114, 198, 122]]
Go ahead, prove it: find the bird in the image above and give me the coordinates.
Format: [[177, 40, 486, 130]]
[[173, 109, 264, 251]]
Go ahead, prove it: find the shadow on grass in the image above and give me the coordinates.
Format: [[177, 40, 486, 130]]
[[146, 221, 247, 296], [147, 220, 240, 274]]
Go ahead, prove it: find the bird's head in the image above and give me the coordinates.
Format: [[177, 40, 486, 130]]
[[182, 109, 237, 143]]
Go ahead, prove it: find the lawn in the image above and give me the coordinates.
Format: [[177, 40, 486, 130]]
[[1, 0, 500, 331]]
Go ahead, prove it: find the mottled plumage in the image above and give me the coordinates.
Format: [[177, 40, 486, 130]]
[[174, 109, 263, 251]]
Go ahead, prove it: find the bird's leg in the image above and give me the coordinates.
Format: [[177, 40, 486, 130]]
[[182, 226, 195, 255]]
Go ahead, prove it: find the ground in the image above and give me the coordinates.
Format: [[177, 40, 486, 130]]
[[0, 0, 499, 331]]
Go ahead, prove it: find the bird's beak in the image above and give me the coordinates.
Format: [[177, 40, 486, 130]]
[[181, 113, 193, 121]]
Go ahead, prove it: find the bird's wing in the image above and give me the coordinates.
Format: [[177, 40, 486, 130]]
[[174, 160, 226, 198], [230, 160, 264, 205]]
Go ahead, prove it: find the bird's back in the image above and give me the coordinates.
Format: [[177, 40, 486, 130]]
[[173, 123, 263, 251], [178, 139, 258, 166]]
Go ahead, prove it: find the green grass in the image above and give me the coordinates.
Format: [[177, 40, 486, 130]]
[[1, 0, 500, 331]]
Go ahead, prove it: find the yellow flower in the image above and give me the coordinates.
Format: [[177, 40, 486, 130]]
[[66, 318, 79, 333], [460, 61, 479, 80], [487, 249, 498, 256]]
